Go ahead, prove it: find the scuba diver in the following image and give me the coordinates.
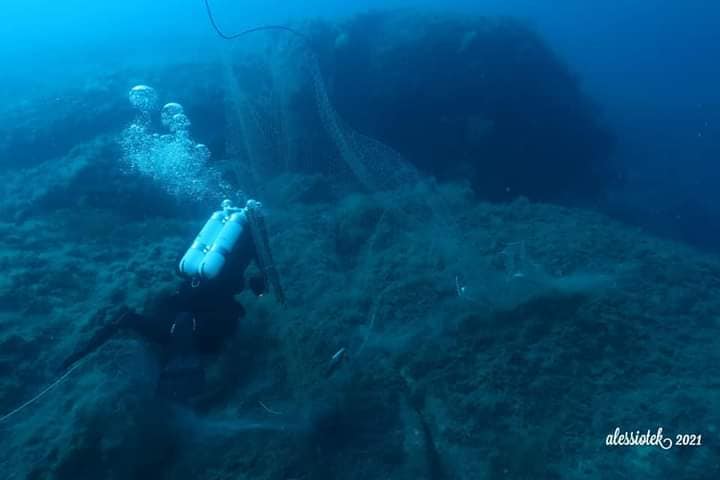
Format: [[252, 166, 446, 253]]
[[61, 198, 285, 401]]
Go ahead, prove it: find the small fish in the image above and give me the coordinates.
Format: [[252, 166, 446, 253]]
[[325, 347, 347, 377]]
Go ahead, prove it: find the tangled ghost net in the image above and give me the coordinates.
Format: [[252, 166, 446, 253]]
[[120, 85, 232, 202]]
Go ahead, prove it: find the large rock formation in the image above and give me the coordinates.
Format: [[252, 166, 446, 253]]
[[302, 10, 616, 202]]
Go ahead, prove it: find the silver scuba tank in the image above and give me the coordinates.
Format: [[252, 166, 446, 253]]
[[178, 199, 286, 305], [178, 200, 247, 281]]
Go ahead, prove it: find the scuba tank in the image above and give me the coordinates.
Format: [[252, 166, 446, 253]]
[[177, 211, 226, 279], [178, 199, 286, 305], [198, 210, 247, 279], [179, 200, 247, 281]]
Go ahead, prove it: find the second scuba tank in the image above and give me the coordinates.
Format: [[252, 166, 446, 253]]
[[178, 211, 226, 278], [178, 201, 247, 281], [198, 210, 247, 279]]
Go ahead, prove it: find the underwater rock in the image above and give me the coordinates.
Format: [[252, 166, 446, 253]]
[[0, 172, 719, 478], [333, 194, 385, 259], [0, 63, 227, 172], [0, 137, 184, 222], [303, 10, 615, 203], [0, 88, 129, 170]]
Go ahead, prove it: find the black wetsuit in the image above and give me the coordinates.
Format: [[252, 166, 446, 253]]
[[62, 223, 261, 400]]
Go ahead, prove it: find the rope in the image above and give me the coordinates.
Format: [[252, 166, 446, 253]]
[[202, 0, 310, 43], [0, 361, 84, 424]]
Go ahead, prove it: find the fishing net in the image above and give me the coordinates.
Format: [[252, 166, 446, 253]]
[[213, 33, 476, 382]]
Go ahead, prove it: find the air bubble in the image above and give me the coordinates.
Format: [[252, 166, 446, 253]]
[[169, 113, 191, 133], [161, 102, 185, 127], [128, 85, 158, 112], [127, 123, 145, 135], [195, 143, 211, 162], [120, 87, 231, 202]]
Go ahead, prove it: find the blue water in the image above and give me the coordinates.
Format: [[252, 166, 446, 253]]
[[1, 2, 719, 479], [3, 0, 718, 247]]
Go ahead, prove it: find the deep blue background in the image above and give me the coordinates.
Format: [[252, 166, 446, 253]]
[[1, 0, 718, 249]]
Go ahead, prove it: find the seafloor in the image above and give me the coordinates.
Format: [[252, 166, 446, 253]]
[[1, 72, 720, 480]]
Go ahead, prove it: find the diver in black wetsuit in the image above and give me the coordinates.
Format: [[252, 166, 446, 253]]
[[61, 199, 279, 401]]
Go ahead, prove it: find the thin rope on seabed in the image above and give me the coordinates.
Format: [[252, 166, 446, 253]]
[[0, 361, 84, 424]]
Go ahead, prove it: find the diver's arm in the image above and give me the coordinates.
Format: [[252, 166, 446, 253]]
[[59, 308, 141, 372]]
